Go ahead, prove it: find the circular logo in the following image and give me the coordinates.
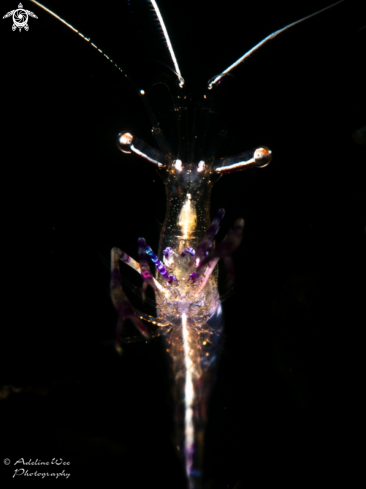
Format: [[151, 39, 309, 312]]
[[4, 458, 11, 465], [13, 8, 28, 29]]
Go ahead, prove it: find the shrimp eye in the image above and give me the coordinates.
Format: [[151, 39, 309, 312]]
[[254, 147, 272, 168], [117, 132, 134, 153]]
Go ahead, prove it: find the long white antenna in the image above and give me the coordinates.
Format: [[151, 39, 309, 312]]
[[150, 0, 185, 87], [208, 0, 346, 89], [29, 0, 124, 72]]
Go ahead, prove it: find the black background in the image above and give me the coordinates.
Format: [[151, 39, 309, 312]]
[[1, 1, 365, 487]]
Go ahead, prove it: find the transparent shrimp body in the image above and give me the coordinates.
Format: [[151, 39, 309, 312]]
[[117, 126, 251, 486], [156, 160, 220, 326], [156, 164, 223, 487], [115, 68, 273, 482]]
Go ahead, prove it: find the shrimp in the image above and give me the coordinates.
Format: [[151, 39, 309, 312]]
[[2, 1, 362, 488]]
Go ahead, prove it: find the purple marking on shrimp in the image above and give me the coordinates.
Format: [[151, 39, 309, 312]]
[[163, 247, 173, 256], [194, 218, 244, 286], [188, 208, 225, 267], [137, 238, 156, 296], [180, 246, 195, 258], [167, 275, 178, 285], [189, 272, 199, 284], [198, 218, 244, 271], [118, 250, 130, 263], [146, 244, 178, 285], [137, 238, 150, 272]]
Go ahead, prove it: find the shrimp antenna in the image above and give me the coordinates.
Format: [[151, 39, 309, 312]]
[[28, 0, 165, 127], [29, 1, 124, 70], [208, 0, 346, 89], [149, 0, 185, 87], [30, 0, 185, 88]]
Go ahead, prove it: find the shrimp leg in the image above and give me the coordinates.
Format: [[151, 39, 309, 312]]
[[110, 247, 150, 352]]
